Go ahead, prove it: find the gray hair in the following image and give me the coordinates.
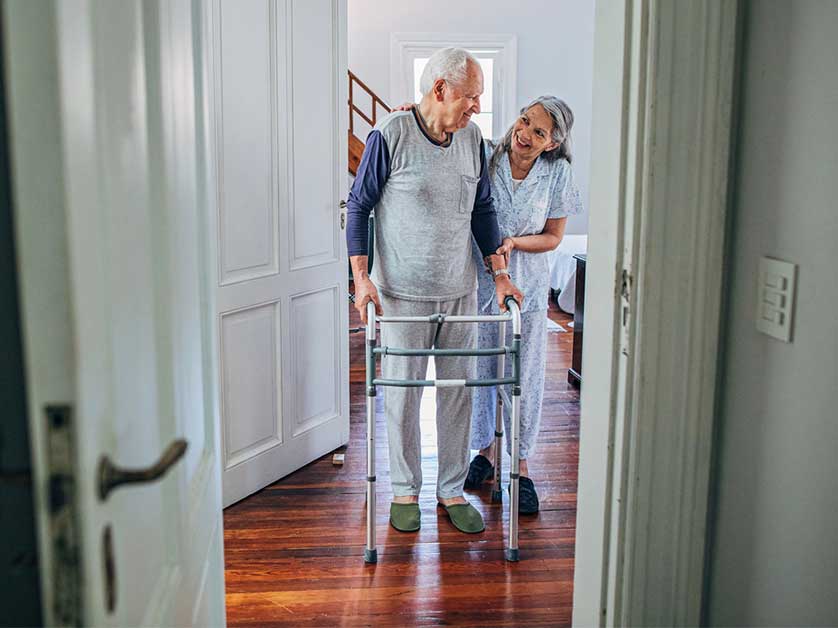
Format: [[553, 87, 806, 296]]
[[489, 95, 575, 178], [419, 47, 480, 96]]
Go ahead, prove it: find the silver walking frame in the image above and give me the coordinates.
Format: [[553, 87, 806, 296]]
[[362, 296, 524, 563]]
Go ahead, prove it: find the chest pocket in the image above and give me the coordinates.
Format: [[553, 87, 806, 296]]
[[459, 175, 479, 213]]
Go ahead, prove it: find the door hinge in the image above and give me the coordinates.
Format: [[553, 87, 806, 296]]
[[620, 268, 633, 356]]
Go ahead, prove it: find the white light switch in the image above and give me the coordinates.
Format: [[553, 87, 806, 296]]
[[756, 257, 796, 342], [762, 291, 784, 308]]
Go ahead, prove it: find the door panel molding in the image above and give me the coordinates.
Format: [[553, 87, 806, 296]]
[[219, 301, 283, 469], [288, 285, 341, 437], [212, 0, 280, 287], [287, 0, 341, 271]]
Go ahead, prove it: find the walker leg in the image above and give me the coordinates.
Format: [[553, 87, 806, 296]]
[[491, 321, 506, 504], [491, 398, 503, 504], [364, 392, 377, 563], [506, 390, 521, 562], [506, 329, 522, 562], [364, 303, 377, 563]]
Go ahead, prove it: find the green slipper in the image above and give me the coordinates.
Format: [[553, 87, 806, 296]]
[[437, 501, 485, 534], [389, 502, 421, 532]]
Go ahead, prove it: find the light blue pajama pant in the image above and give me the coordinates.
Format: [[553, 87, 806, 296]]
[[379, 291, 477, 499], [471, 310, 547, 459]]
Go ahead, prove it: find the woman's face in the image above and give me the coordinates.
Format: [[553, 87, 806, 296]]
[[510, 104, 559, 161]]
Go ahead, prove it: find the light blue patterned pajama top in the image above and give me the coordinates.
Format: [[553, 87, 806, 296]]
[[471, 143, 583, 458]]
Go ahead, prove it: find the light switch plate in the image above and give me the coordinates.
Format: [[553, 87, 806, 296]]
[[756, 257, 796, 342]]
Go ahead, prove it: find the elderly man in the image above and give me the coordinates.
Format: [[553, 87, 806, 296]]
[[346, 47, 522, 534]]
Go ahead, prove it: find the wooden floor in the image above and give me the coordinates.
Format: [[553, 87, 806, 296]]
[[224, 291, 580, 627]]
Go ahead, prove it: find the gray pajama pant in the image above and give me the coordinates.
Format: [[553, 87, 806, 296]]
[[378, 291, 477, 499], [471, 310, 548, 459]]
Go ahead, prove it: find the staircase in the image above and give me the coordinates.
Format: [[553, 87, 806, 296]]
[[348, 70, 391, 176]]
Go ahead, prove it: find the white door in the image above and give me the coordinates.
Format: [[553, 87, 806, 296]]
[[204, 0, 350, 506], [6, 1, 225, 625]]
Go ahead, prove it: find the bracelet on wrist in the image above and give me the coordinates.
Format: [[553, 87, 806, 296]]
[[493, 268, 511, 280]]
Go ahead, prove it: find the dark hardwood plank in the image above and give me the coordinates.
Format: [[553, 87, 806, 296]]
[[224, 286, 580, 626]]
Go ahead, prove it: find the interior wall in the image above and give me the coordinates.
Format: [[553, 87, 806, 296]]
[[706, 1, 838, 625], [347, 0, 595, 234]]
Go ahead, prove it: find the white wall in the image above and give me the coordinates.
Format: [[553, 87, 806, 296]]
[[706, 1, 838, 625], [348, 0, 595, 234]]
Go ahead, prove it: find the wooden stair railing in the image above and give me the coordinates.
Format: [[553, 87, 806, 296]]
[[348, 70, 391, 176]]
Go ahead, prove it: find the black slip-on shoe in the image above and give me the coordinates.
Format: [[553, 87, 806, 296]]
[[518, 476, 539, 514], [464, 454, 494, 490]]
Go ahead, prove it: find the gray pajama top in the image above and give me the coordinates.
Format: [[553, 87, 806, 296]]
[[346, 109, 501, 301]]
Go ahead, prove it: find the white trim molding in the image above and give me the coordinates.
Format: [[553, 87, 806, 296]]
[[574, 0, 741, 625], [389, 32, 517, 138]]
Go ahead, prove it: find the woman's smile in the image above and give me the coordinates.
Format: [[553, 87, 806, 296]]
[[514, 131, 531, 150]]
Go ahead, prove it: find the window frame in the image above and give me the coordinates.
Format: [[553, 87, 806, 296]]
[[390, 33, 517, 140]]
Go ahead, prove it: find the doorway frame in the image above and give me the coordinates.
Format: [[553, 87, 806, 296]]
[[573, 0, 740, 625], [4, 0, 743, 624]]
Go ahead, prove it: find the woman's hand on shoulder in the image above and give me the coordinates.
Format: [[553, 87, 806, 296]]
[[392, 102, 415, 112]]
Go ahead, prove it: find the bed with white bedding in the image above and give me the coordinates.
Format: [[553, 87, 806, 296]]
[[547, 234, 587, 314]]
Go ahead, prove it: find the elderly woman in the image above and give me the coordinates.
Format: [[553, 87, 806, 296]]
[[464, 96, 583, 513]]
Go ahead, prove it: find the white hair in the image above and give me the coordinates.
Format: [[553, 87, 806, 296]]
[[419, 47, 480, 96]]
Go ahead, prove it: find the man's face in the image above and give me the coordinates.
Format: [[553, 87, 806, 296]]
[[440, 62, 483, 132]]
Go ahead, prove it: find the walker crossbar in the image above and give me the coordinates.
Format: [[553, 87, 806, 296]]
[[363, 295, 523, 564], [379, 314, 514, 324], [373, 377, 517, 388], [374, 346, 513, 357]]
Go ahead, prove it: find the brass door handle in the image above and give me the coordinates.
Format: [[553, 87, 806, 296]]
[[97, 439, 187, 501]]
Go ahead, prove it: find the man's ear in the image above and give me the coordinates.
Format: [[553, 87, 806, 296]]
[[433, 79, 446, 102]]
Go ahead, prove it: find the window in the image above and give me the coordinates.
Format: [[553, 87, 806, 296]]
[[391, 34, 517, 140]]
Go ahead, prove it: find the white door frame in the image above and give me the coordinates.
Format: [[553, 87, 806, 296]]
[[574, 0, 740, 625], [2, 3, 74, 621], [8, 0, 740, 623]]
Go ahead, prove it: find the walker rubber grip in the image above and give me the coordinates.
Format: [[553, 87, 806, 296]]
[[504, 295, 519, 310]]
